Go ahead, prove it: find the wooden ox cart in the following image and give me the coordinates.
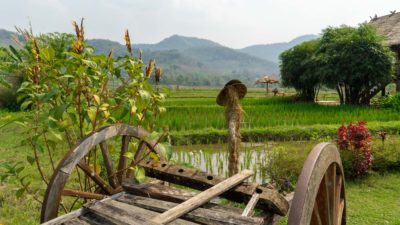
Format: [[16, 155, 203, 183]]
[[40, 124, 346, 225]]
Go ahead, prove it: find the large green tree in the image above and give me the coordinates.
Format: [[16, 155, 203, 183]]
[[318, 24, 394, 105], [280, 39, 322, 101]]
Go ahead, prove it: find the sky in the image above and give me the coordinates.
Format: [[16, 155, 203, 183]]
[[0, 0, 399, 48]]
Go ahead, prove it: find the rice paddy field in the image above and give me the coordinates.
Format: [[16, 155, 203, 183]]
[[1, 87, 400, 224], [156, 87, 400, 144]]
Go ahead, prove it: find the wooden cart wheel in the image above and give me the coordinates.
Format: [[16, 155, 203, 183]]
[[288, 142, 346, 225], [40, 124, 165, 223]]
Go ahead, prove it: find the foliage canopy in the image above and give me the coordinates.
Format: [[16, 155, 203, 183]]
[[280, 24, 395, 105]]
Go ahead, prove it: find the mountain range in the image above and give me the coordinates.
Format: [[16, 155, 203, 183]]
[[0, 29, 318, 86]]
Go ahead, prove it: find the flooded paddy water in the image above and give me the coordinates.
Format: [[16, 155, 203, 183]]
[[171, 140, 320, 184], [171, 135, 400, 184]]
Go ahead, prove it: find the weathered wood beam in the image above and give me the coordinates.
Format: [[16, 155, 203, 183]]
[[62, 188, 106, 200], [139, 160, 289, 216], [117, 194, 263, 225], [122, 181, 249, 216], [151, 170, 253, 224], [85, 199, 198, 225], [242, 193, 260, 217]]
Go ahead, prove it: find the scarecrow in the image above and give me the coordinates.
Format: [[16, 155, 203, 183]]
[[216, 80, 247, 176]]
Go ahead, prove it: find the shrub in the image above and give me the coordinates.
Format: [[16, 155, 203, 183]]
[[263, 146, 308, 192], [337, 121, 373, 178]]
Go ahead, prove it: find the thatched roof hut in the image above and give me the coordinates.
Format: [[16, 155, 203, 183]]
[[255, 75, 279, 85], [255, 75, 279, 95], [369, 11, 400, 92], [369, 11, 400, 49]]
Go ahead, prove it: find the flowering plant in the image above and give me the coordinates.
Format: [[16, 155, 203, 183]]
[[337, 121, 373, 177]]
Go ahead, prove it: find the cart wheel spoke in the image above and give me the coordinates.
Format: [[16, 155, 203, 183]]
[[62, 188, 106, 200], [117, 135, 130, 183], [99, 141, 117, 188], [77, 161, 114, 195], [312, 200, 323, 225]]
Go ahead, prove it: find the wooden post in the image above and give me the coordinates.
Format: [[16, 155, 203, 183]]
[[226, 87, 242, 176], [216, 80, 247, 177], [151, 170, 254, 224]]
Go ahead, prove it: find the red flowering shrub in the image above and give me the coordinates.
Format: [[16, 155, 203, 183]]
[[337, 121, 373, 177]]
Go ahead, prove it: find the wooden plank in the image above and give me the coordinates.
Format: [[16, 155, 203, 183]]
[[79, 210, 118, 225], [90, 199, 197, 225], [41, 208, 83, 225], [139, 160, 289, 216], [84, 200, 159, 225], [123, 181, 245, 215], [151, 170, 253, 224], [241, 193, 260, 217], [117, 194, 263, 225], [62, 218, 90, 225], [123, 180, 197, 202]]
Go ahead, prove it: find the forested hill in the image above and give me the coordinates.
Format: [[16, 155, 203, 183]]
[[89, 35, 279, 86], [0, 29, 316, 86]]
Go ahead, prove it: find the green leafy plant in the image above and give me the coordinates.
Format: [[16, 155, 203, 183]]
[[0, 20, 169, 205]]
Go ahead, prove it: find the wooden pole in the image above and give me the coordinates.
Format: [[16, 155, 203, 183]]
[[151, 170, 253, 224], [225, 87, 242, 176]]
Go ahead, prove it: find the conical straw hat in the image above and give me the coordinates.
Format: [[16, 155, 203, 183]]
[[216, 80, 247, 106]]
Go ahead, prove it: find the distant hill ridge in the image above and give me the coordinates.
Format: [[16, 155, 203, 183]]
[[238, 34, 320, 63], [0, 29, 317, 86]]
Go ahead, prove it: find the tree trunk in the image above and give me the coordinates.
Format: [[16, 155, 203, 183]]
[[336, 84, 344, 105], [381, 86, 386, 97], [395, 47, 400, 92], [397, 62, 400, 92]]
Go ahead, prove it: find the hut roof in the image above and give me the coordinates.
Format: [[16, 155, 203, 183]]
[[255, 75, 279, 85], [369, 11, 400, 47]]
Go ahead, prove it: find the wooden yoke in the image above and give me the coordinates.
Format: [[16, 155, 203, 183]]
[[138, 160, 289, 216]]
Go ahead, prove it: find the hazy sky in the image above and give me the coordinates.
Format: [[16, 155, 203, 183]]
[[0, 0, 398, 48]]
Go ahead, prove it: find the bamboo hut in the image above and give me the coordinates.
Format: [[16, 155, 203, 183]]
[[370, 11, 400, 92], [254, 75, 279, 95]]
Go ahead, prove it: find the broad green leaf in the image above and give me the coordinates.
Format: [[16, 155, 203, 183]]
[[82, 59, 97, 68], [16, 188, 25, 198], [20, 100, 32, 110], [124, 152, 134, 159], [149, 131, 160, 141], [40, 47, 55, 61], [53, 104, 68, 120], [158, 142, 172, 161], [134, 166, 146, 182], [87, 106, 97, 123], [50, 130, 63, 141], [93, 94, 101, 105], [26, 156, 35, 165]]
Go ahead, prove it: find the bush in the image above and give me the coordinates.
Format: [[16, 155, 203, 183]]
[[0, 74, 22, 110], [337, 121, 373, 178], [379, 93, 400, 111], [263, 146, 308, 192]]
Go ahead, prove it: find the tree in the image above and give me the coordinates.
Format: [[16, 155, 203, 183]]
[[280, 39, 322, 101], [318, 24, 394, 105]]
